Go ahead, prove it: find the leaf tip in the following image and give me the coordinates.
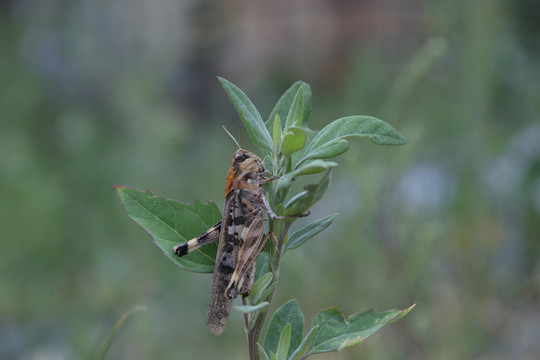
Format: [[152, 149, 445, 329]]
[[217, 76, 233, 90], [395, 303, 416, 314], [113, 185, 126, 193], [394, 135, 408, 146]]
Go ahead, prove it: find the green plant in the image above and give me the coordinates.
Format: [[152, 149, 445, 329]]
[[115, 78, 413, 359]]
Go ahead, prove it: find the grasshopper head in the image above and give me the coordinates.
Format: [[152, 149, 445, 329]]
[[224, 149, 267, 196], [231, 149, 265, 175]]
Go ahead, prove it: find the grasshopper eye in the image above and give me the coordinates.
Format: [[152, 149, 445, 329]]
[[235, 153, 249, 163]]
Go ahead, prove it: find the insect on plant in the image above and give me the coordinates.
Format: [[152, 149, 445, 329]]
[[173, 127, 307, 335], [116, 77, 414, 360]]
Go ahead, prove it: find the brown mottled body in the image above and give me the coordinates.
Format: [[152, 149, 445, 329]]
[[173, 149, 270, 335]]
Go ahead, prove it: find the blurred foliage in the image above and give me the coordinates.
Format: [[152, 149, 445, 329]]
[[1, 1, 539, 359]]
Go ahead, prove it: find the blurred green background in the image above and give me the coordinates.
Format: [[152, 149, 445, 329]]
[[2, 0, 540, 359]]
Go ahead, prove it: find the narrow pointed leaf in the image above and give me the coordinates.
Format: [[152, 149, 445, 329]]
[[284, 191, 309, 210], [292, 160, 337, 177], [233, 302, 269, 314], [287, 325, 319, 360], [312, 116, 407, 147], [247, 272, 274, 305], [264, 299, 304, 359], [258, 344, 271, 360], [276, 324, 292, 360], [307, 304, 416, 355], [298, 139, 349, 164], [299, 116, 407, 164], [115, 186, 221, 273], [276, 160, 336, 196], [285, 87, 304, 128], [285, 214, 337, 251], [219, 77, 273, 151], [254, 252, 270, 283], [267, 82, 312, 131], [255, 283, 277, 308]]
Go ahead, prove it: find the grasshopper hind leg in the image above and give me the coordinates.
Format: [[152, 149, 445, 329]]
[[225, 229, 270, 299], [173, 221, 221, 257]]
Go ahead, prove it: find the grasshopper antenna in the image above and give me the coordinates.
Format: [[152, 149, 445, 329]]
[[238, 125, 243, 149], [222, 125, 242, 150]]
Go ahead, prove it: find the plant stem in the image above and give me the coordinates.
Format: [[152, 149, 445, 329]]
[[243, 298, 259, 360], [244, 152, 295, 359], [245, 219, 290, 359]]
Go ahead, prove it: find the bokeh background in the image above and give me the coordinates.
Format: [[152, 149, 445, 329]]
[[2, 0, 540, 359]]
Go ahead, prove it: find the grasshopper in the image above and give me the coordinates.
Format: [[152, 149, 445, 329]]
[[173, 128, 305, 335]]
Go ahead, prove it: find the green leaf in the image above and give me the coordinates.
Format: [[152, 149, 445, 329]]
[[292, 160, 337, 177], [281, 127, 307, 157], [307, 304, 416, 356], [285, 87, 304, 128], [233, 302, 269, 314], [276, 324, 292, 360], [258, 344, 271, 360], [299, 139, 349, 163], [256, 283, 277, 308], [218, 77, 273, 151], [291, 127, 318, 169], [115, 186, 221, 273], [254, 252, 270, 283], [247, 272, 274, 305], [267, 82, 312, 131], [299, 116, 407, 164], [284, 191, 308, 210], [287, 325, 319, 360], [285, 170, 332, 216], [314, 116, 408, 147], [276, 160, 336, 196], [285, 214, 337, 251], [263, 154, 274, 176], [264, 299, 304, 360]]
